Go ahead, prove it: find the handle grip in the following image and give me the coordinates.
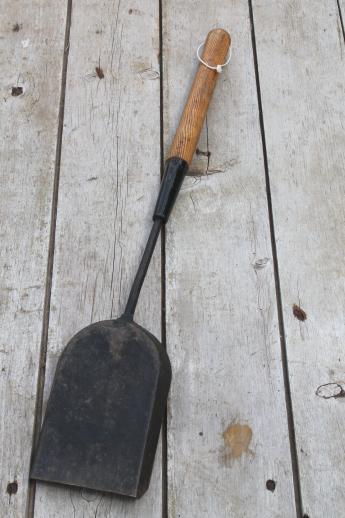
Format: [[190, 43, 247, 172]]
[[168, 28, 231, 165]]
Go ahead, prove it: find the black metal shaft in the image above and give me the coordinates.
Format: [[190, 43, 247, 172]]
[[123, 219, 162, 319], [123, 157, 188, 319]]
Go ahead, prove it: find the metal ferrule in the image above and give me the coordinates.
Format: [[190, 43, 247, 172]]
[[153, 157, 188, 223]]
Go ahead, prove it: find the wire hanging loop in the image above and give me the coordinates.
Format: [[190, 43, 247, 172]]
[[196, 41, 232, 73]]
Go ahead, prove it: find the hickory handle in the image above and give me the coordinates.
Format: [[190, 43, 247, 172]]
[[168, 28, 231, 165]]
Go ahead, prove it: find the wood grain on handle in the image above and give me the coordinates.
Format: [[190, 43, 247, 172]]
[[168, 28, 231, 165]]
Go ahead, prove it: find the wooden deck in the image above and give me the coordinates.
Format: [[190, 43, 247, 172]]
[[1, 1, 344, 517]]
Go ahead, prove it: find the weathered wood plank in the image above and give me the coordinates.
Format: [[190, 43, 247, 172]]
[[33, 0, 163, 516], [252, 1, 345, 516], [163, 1, 296, 516], [0, 3, 67, 517]]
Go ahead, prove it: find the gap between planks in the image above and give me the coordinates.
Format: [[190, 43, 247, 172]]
[[247, 1, 303, 516], [27, 1, 73, 516], [159, 1, 169, 517], [336, 0, 345, 42]]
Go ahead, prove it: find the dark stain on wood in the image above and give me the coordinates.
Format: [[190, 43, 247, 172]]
[[12, 23, 21, 32], [292, 304, 307, 321], [11, 86, 23, 96], [266, 479, 276, 492], [7, 481, 18, 495], [220, 423, 253, 465], [95, 66, 104, 79]]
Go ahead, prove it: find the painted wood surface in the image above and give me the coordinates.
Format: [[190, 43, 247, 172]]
[[0, 3, 67, 517], [252, 1, 345, 516], [33, 1, 163, 517], [163, 1, 296, 516]]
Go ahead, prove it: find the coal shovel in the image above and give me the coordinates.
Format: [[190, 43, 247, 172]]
[[31, 28, 231, 498]]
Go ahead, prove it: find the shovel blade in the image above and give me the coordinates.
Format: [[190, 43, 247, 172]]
[[30, 318, 171, 498]]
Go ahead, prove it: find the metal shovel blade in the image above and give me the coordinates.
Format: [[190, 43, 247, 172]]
[[30, 317, 171, 498]]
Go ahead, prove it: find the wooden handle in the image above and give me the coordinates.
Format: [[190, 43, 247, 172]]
[[168, 28, 231, 165]]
